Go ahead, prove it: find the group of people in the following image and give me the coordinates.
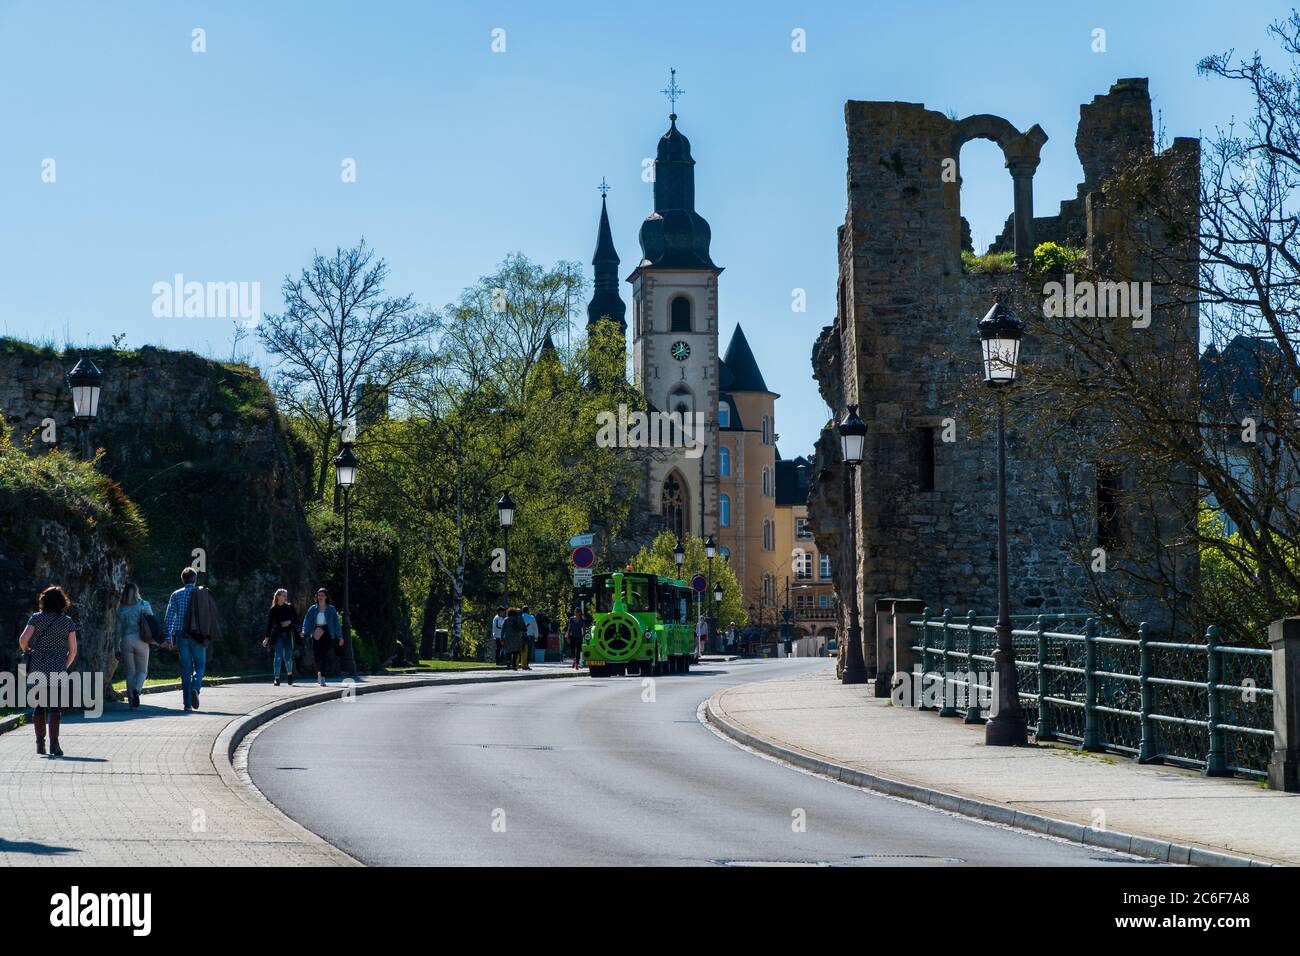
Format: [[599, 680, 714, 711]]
[[488, 605, 591, 670], [15, 564, 349, 758]]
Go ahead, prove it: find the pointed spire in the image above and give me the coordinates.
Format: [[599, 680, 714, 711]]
[[721, 325, 768, 392], [587, 187, 626, 331]]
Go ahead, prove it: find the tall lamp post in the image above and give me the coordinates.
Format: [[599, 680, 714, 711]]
[[497, 491, 516, 605], [979, 302, 1028, 746], [838, 404, 869, 684], [704, 535, 716, 652], [333, 443, 360, 678], [713, 581, 723, 652], [67, 353, 103, 460]]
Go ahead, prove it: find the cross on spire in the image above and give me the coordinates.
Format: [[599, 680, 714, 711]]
[[598, 177, 610, 198], [660, 67, 684, 117]]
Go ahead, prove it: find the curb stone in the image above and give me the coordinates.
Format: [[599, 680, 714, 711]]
[[703, 690, 1278, 868]]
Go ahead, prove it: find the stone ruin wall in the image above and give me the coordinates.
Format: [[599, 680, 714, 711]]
[[807, 78, 1199, 656]]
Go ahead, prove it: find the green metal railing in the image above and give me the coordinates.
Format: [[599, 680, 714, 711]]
[[907, 609, 1274, 778]]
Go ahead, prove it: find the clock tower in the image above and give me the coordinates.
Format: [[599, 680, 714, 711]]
[[626, 101, 722, 541]]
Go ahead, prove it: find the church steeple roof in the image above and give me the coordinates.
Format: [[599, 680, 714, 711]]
[[720, 325, 769, 393], [587, 192, 627, 331], [636, 112, 718, 271]]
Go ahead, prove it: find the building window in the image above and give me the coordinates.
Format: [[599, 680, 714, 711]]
[[819, 553, 832, 579], [762, 467, 771, 496], [719, 401, 730, 428], [795, 551, 812, 580], [720, 493, 731, 527], [1097, 464, 1122, 550], [918, 426, 936, 491], [819, 593, 829, 609], [670, 296, 692, 332], [662, 471, 688, 540], [719, 546, 731, 561], [761, 416, 769, 444], [762, 520, 774, 551], [719, 446, 731, 477], [796, 517, 811, 539]]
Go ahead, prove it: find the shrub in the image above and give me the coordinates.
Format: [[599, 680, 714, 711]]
[[961, 249, 1016, 275], [1030, 241, 1085, 275]]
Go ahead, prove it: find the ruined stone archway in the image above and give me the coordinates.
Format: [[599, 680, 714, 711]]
[[951, 114, 1049, 263]]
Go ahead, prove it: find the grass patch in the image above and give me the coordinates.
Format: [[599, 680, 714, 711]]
[[385, 659, 496, 672], [961, 249, 1016, 275]]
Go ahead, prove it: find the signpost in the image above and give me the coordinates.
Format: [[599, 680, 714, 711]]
[[572, 567, 593, 587], [572, 546, 595, 569], [568, 532, 595, 548]]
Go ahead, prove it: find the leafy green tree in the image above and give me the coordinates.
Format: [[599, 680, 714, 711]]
[[629, 531, 748, 628]]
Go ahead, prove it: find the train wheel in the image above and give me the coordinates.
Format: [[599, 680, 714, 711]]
[[667, 655, 679, 675], [682, 656, 691, 674]]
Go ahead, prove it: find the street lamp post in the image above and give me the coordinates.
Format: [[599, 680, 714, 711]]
[[838, 404, 869, 684], [979, 302, 1028, 746], [66, 353, 103, 460], [704, 535, 716, 652], [673, 538, 685, 573], [497, 491, 516, 605], [333, 443, 360, 679]]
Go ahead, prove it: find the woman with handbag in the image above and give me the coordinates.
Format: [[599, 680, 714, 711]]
[[17, 585, 78, 756], [263, 588, 298, 686], [115, 582, 155, 709]]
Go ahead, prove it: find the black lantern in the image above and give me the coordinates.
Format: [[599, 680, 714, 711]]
[[67, 353, 103, 422], [497, 490, 516, 528], [704, 535, 716, 560], [838, 404, 867, 466], [673, 539, 685, 567], [713, 581, 723, 604], [978, 303, 1025, 384], [333, 443, 360, 487]]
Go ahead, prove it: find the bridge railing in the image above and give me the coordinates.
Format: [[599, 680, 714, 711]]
[[906, 609, 1274, 779]]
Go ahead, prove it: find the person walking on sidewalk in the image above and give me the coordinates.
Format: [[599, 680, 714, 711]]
[[490, 605, 506, 666], [696, 614, 708, 658], [115, 583, 155, 709], [302, 588, 343, 686], [162, 567, 205, 712], [501, 607, 527, 671], [17, 585, 78, 756], [565, 608, 584, 669], [263, 588, 298, 686], [520, 605, 538, 670]]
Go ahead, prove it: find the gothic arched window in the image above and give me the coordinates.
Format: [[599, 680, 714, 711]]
[[762, 467, 771, 497], [662, 472, 688, 539], [670, 296, 692, 332]]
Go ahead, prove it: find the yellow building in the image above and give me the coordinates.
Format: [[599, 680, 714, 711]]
[[774, 456, 838, 654]]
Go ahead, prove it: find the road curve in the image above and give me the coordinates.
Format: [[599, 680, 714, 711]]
[[247, 659, 1152, 866]]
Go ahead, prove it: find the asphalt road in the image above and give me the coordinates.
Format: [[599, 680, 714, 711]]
[[248, 658, 1153, 866]]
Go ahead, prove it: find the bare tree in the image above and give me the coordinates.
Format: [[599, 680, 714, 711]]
[[258, 240, 437, 502]]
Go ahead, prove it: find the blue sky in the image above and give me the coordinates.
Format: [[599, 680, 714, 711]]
[[0, 0, 1287, 456]]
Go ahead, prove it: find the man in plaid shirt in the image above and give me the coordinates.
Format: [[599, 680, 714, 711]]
[[162, 566, 203, 712]]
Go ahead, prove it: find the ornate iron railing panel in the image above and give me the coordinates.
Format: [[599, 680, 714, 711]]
[[905, 610, 1274, 779]]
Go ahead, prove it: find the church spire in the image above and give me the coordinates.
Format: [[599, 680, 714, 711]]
[[637, 69, 717, 271], [587, 185, 626, 331]]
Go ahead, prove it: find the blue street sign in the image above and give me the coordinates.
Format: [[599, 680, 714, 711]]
[[572, 546, 595, 569], [691, 573, 707, 593]]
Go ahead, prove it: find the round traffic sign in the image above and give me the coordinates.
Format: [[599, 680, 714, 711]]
[[691, 573, 707, 593], [572, 546, 595, 569]]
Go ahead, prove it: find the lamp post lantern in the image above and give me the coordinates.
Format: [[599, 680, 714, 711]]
[[673, 538, 685, 570], [333, 442, 360, 678], [838, 404, 869, 684], [497, 490, 516, 605], [979, 302, 1028, 746], [67, 353, 103, 459]]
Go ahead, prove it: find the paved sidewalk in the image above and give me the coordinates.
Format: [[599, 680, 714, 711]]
[[0, 667, 577, 866], [709, 665, 1300, 866]]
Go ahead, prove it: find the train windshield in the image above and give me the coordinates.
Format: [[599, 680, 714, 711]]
[[593, 574, 656, 614]]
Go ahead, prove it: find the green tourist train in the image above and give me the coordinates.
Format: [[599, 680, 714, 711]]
[[584, 571, 698, 677]]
